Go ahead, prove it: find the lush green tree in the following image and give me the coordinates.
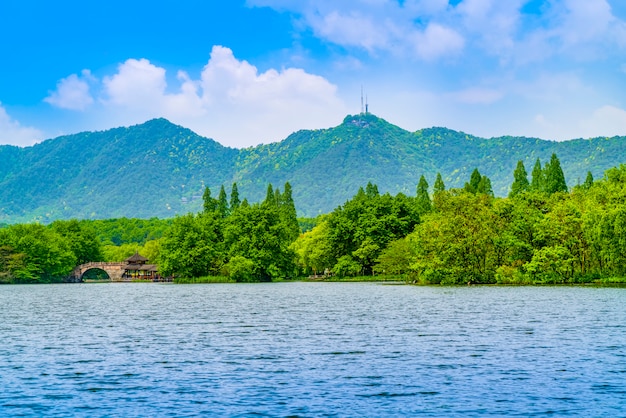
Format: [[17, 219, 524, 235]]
[[0, 224, 76, 282], [81, 217, 172, 246], [291, 219, 334, 275], [264, 184, 275, 206], [217, 185, 229, 218], [525, 245, 573, 283], [464, 169, 493, 196], [509, 160, 530, 198], [374, 238, 414, 277], [333, 255, 361, 277], [433, 173, 445, 194], [224, 255, 255, 282], [464, 168, 483, 194], [433, 173, 446, 211], [325, 186, 419, 275], [0, 246, 29, 283], [159, 212, 225, 277], [408, 191, 499, 284], [50, 219, 103, 265], [279, 182, 300, 242], [544, 153, 568, 194], [230, 183, 241, 211], [530, 158, 545, 192], [203, 186, 218, 213], [224, 203, 296, 281], [102, 243, 144, 262], [416, 175, 432, 214], [477, 175, 494, 196], [365, 182, 379, 198]]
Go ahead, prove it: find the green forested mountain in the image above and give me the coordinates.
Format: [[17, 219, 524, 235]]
[[0, 114, 625, 222], [0, 118, 238, 222]]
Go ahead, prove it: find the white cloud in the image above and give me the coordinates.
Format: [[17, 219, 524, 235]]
[[249, 0, 465, 60], [557, 0, 613, 46], [251, 0, 626, 66], [195, 46, 346, 145], [44, 70, 94, 111], [0, 103, 43, 146], [103, 59, 167, 108], [412, 23, 465, 60], [53, 46, 346, 147]]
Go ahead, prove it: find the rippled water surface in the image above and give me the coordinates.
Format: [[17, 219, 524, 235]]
[[1, 283, 625, 417]]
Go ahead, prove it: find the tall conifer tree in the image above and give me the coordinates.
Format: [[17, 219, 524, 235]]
[[530, 158, 545, 192], [365, 182, 379, 198], [433, 173, 446, 194], [281, 182, 300, 241], [217, 185, 229, 218], [230, 183, 241, 211], [416, 175, 432, 214], [544, 153, 568, 194], [509, 160, 530, 198], [477, 175, 494, 196], [264, 184, 275, 206], [465, 169, 482, 194], [202, 186, 217, 213]]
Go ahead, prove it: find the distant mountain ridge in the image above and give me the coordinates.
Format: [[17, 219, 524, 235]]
[[1, 114, 625, 222]]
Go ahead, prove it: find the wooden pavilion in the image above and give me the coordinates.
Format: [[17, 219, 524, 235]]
[[122, 252, 160, 281]]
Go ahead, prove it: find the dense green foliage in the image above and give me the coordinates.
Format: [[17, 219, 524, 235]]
[[3, 153, 626, 286], [1, 115, 626, 222], [159, 183, 299, 282], [292, 160, 626, 285], [0, 221, 101, 283], [293, 182, 420, 277]]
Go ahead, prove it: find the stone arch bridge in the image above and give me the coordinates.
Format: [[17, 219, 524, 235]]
[[68, 262, 128, 282]]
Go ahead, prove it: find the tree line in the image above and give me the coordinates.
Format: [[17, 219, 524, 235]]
[[2, 154, 626, 284]]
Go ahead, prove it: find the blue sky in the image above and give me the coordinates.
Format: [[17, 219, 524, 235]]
[[1, 0, 625, 147]]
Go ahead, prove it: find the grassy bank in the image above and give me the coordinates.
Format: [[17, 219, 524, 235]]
[[174, 276, 235, 284]]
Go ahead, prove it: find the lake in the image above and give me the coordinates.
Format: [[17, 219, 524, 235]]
[[1, 283, 625, 417]]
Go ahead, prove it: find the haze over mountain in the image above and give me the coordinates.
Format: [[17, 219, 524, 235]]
[[1, 115, 625, 223]]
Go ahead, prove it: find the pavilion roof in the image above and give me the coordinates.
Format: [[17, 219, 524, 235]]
[[125, 252, 149, 263]]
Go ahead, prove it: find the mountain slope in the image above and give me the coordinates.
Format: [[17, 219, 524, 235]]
[[0, 115, 624, 222], [0, 118, 238, 221]]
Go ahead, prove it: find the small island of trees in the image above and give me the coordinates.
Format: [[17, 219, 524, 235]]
[[2, 154, 626, 285]]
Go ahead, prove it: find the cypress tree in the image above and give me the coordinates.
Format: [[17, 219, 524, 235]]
[[264, 184, 275, 206], [509, 160, 530, 198], [365, 182, 379, 198], [544, 153, 568, 194], [465, 169, 482, 194], [433, 173, 446, 194], [274, 187, 282, 205], [217, 185, 229, 218], [416, 175, 432, 214], [477, 175, 494, 196], [202, 186, 217, 213], [530, 158, 545, 192], [281, 182, 300, 241], [230, 183, 241, 211]]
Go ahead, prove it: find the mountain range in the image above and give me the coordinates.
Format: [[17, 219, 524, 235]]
[[1, 113, 625, 223]]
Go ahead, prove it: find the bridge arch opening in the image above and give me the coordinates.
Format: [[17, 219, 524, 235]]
[[81, 268, 111, 282]]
